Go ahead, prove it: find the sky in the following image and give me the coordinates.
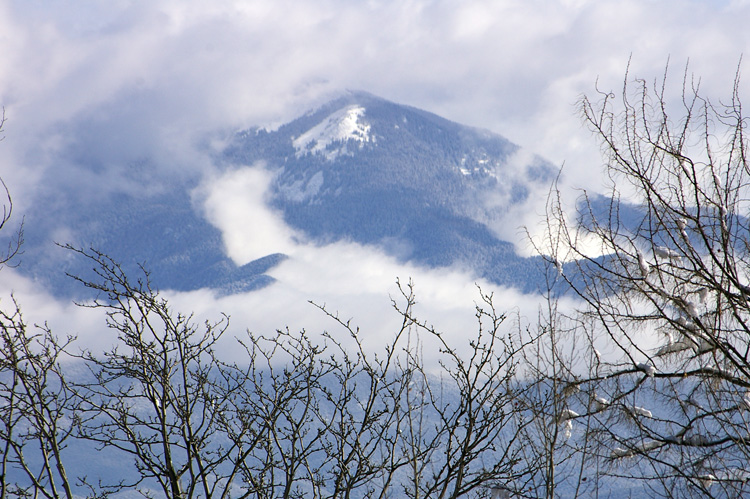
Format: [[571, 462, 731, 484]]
[[1, 0, 749, 358]]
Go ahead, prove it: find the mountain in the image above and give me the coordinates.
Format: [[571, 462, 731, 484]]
[[16, 91, 556, 297], [222, 91, 555, 290]]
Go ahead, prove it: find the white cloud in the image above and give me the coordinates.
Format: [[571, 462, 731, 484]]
[[478, 147, 557, 256], [164, 237, 548, 366], [1, 0, 748, 198], [199, 164, 300, 263], [0, 268, 114, 355], [0, 232, 548, 368]]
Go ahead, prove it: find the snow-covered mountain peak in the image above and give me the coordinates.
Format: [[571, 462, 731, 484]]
[[213, 92, 560, 293], [292, 105, 371, 160]]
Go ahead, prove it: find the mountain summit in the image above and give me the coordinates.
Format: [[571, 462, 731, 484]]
[[20, 92, 555, 296]]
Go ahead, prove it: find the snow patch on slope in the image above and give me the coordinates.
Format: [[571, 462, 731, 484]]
[[293, 105, 371, 160], [278, 170, 325, 202]]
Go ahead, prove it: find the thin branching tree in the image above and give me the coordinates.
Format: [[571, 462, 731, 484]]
[[537, 61, 750, 497], [0, 112, 72, 499], [0, 241, 545, 499]]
